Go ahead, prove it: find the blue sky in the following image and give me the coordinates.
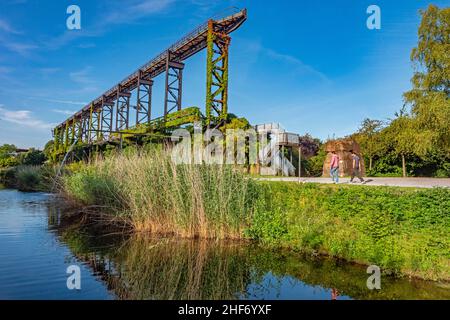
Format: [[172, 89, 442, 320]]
[[0, 0, 448, 148]]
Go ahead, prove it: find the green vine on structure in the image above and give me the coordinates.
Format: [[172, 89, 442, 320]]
[[71, 118, 76, 144], [110, 107, 203, 141], [52, 127, 60, 162], [64, 121, 69, 151], [206, 20, 230, 126], [88, 104, 94, 144]]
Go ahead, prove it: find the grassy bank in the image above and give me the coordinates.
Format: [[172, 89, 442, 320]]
[[248, 182, 450, 280], [61, 150, 450, 280]]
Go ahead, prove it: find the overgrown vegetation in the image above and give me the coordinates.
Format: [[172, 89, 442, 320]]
[[0, 144, 47, 168], [63, 148, 260, 239], [0, 143, 54, 191], [247, 182, 450, 280], [0, 165, 55, 192]]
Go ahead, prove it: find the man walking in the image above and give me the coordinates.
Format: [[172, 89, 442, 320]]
[[330, 150, 339, 184], [350, 150, 365, 183]]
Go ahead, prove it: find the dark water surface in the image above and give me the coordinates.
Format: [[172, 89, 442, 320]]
[[0, 190, 449, 300]]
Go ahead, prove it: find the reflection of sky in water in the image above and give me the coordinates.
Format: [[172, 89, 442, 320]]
[[0, 190, 113, 300], [243, 272, 351, 300]]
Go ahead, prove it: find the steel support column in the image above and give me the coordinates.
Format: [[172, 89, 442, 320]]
[[81, 113, 90, 143], [64, 122, 70, 151], [71, 118, 76, 143], [76, 117, 83, 143], [206, 19, 231, 126], [115, 86, 131, 131], [101, 97, 114, 139], [92, 109, 101, 142], [164, 51, 184, 121], [53, 128, 60, 155], [87, 105, 94, 143], [136, 71, 153, 125], [58, 128, 65, 155]]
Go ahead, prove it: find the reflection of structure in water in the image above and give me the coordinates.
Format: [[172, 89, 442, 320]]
[[49, 209, 450, 301]]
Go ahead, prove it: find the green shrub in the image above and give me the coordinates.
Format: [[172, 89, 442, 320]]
[[16, 166, 43, 192], [249, 182, 450, 280], [435, 168, 450, 178], [4, 165, 55, 192], [245, 208, 288, 243], [0, 157, 19, 168], [0, 167, 17, 188], [18, 149, 46, 166], [303, 149, 326, 177]]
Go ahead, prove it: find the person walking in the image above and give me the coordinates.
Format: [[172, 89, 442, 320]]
[[331, 288, 339, 300], [330, 150, 339, 184], [350, 150, 365, 183]]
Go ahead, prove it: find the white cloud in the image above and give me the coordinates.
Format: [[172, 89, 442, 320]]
[[0, 106, 53, 130], [46, 0, 176, 50], [104, 0, 176, 24], [0, 66, 12, 75], [2, 41, 38, 56], [263, 48, 330, 83], [0, 19, 22, 35], [27, 96, 86, 106], [67, 67, 100, 94], [78, 43, 96, 49], [48, 99, 86, 106], [39, 67, 60, 75], [27, 97, 88, 107], [51, 109, 76, 115], [69, 66, 96, 85], [6, 0, 28, 4]]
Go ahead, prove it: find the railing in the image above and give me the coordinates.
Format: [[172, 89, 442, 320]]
[[211, 7, 242, 22]]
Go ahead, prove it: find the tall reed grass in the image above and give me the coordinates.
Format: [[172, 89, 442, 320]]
[[63, 148, 260, 239]]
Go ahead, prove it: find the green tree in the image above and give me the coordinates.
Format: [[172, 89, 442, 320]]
[[19, 149, 47, 166], [384, 109, 433, 177], [403, 5, 450, 155], [0, 157, 19, 168], [43, 140, 55, 162], [0, 144, 17, 159], [352, 118, 385, 171]]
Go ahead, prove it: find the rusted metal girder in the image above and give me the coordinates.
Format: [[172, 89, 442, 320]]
[[136, 71, 153, 125], [164, 51, 184, 122], [115, 87, 131, 131], [101, 97, 114, 139], [52, 8, 247, 156], [54, 9, 246, 130]]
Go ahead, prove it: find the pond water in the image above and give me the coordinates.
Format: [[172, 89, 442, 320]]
[[0, 189, 449, 300]]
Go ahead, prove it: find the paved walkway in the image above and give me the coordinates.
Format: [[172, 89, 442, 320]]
[[257, 177, 450, 189]]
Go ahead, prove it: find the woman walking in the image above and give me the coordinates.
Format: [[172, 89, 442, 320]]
[[330, 150, 340, 184]]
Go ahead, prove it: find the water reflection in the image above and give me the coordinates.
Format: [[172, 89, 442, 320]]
[[0, 190, 113, 300], [49, 205, 450, 300]]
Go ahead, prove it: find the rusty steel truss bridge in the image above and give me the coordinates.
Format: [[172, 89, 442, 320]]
[[52, 8, 247, 156]]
